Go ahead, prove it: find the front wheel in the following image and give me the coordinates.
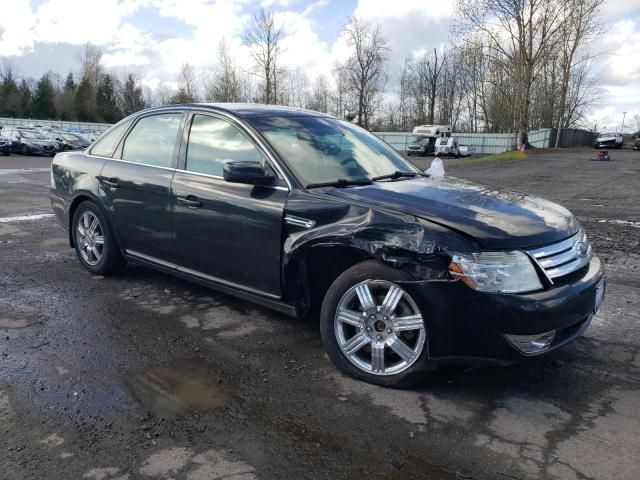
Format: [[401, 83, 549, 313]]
[[20, 144, 29, 155], [320, 261, 432, 388], [72, 201, 125, 275]]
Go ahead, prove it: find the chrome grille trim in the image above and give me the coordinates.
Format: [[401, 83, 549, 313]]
[[527, 229, 592, 281]]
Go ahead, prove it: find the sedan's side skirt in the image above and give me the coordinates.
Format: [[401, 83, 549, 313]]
[[124, 250, 299, 318]]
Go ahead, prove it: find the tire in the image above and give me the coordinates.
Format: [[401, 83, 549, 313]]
[[71, 201, 126, 275], [320, 260, 433, 388], [20, 144, 29, 155]]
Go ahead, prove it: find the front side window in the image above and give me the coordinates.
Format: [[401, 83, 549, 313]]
[[121, 113, 182, 167], [185, 114, 262, 176], [250, 116, 418, 186]]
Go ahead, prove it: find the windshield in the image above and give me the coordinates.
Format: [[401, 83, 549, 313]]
[[250, 116, 419, 186], [20, 130, 46, 140]]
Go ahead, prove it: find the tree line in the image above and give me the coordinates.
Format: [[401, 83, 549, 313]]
[[0, 1, 608, 142]]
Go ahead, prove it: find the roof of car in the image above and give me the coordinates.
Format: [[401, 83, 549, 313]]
[[150, 103, 333, 119]]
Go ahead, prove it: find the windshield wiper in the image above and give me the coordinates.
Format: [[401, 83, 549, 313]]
[[371, 171, 421, 182], [306, 178, 373, 189]]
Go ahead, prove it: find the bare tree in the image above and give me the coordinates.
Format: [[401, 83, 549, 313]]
[[458, 0, 566, 145], [308, 74, 331, 113], [554, 0, 602, 146], [244, 9, 283, 104], [339, 16, 389, 128], [75, 43, 104, 89], [206, 38, 242, 103], [174, 62, 198, 103]]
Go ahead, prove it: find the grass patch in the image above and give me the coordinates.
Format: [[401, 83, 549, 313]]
[[455, 150, 528, 165]]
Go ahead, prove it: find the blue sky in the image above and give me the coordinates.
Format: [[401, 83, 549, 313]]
[[0, 0, 639, 130]]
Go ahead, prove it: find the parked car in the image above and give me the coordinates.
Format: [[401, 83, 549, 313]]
[[50, 104, 606, 387], [0, 135, 11, 156], [46, 131, 91, 151], [406, 136, 435, 156], [633, 137, 639, 151], [594, 132, 623, 149], [1, 127, 59, 156]]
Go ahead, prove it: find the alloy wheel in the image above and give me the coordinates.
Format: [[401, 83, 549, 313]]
[[334, 280, 426, 376], [76, 211, 105, 266]]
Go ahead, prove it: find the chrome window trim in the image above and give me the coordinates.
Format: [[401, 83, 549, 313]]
[[172, 168, 289, 191], [88, 153, 288, 192], [86, 105, 298, 191], [87, 154, 178, 173]]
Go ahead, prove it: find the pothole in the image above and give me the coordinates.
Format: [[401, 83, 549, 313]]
[[127, 359, 233, 418]]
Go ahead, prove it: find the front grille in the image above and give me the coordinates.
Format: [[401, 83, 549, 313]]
[[527, 229, 592, 281]]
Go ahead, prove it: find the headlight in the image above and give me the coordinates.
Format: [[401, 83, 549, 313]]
[[448, 251, 542, 293]]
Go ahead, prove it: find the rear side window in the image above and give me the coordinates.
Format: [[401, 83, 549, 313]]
[[185, 115, 262, 176], [122, 113, 183, 168], [90, 120, 132, 158]]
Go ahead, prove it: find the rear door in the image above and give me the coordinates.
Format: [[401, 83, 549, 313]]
[[99, 111, 184, 262], [170, 112, 288, 297]]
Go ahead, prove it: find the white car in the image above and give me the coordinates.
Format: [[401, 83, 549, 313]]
[[594, 132, 623, 149]]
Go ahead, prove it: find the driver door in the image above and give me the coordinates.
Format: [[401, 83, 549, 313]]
[[171, 113, 288, 297]]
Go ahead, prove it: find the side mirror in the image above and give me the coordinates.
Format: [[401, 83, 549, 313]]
[[223, 161, 275, 185]]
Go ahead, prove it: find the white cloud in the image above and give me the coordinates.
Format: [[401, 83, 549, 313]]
[[0, 0, 36, 55], [598, 18, 640, 86], [354, 0, 455, 21]]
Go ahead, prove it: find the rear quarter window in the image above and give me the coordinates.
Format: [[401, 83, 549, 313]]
[[90, 119, 133, 158]]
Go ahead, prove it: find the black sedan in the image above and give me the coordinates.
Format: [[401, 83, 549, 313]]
[[49, 104, 605, 387], [47, 131, 91, 151], [3, 127, 58, 156]]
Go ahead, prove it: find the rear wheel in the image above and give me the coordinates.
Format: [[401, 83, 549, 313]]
[[72, 201, 125, 275], [20, 144, 29, 155], [320, 261, 432, 387]]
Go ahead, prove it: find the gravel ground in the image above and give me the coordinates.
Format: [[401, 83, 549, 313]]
[[0, 149, 639, 480]]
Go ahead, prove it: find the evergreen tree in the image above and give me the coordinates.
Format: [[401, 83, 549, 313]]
[[96, 74, 121, 122], [74, 75, 95, 121], [17, 79, 32, 118], [32, 73, 56, 119], [121, 74, 147, 116], [58, 72, 76, 120], [0, 68, 20, 117]]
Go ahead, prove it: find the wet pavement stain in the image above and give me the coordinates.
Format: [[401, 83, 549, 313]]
[[127, 359, 233, 418], [0, 316, 37, 329]]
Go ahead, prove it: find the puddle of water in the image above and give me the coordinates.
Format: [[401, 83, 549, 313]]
[[0, 317, 37, 329], [127, 359, 232, 418]]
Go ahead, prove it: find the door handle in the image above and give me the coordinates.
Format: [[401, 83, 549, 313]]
[[176, 195, 202, 209], [100, 177, 120, 189]]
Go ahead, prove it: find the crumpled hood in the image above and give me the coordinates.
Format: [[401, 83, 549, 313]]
[[326, 176, 579, 249]]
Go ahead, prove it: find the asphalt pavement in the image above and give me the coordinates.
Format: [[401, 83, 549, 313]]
[[1, 149, 639, 479]]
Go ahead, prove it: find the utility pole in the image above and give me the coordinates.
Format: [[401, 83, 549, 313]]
[[621, 111, 627, 134]]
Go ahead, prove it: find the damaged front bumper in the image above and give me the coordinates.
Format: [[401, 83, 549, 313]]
[[396, 256, 605, 365]]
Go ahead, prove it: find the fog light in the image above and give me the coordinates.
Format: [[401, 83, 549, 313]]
[[505, 330, 556, 355]]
